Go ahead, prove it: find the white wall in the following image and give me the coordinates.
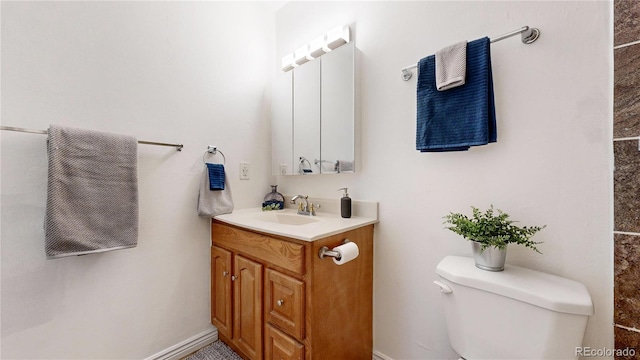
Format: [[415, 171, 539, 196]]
[[1, 1, 614, 359], [1, 2, 276, 358], [275, 1, 613, 359]]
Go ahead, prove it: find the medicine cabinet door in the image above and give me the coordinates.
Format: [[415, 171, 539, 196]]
[[292, 59, 321, 175], [320, 42, 355, 174], [271, 72, 293, 176]]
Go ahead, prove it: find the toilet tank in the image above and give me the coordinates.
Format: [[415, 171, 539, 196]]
[[435, 256, 593, 360]]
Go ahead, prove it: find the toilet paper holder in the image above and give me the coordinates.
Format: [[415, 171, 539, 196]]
[[318, 239, 351, 260]]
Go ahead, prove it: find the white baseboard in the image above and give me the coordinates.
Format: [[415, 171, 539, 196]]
[[145, 328, 218, 360], [373, 350, 394, 360]]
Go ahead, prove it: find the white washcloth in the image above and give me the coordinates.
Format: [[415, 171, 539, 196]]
[[45, 125, 138, 259], [197, 166, 234, 217], [435, 40, 467, 91]]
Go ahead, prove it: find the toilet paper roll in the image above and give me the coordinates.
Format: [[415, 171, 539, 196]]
[[332, 241, 359, 265]]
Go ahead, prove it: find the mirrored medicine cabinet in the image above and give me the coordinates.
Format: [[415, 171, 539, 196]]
[[271, 42, 355, 176]]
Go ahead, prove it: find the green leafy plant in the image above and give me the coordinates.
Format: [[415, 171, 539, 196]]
[[443, 205, 546, 253]]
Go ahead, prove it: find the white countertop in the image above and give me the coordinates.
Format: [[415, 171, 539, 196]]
[[214, 207, 378, 242]]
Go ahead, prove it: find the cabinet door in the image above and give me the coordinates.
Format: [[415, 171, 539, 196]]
[[293, 59, 321, 174], [320, 42, 355, 173], [272, 72, 293, 175], [265, 324, 304, 360], [211, 246, 232, 339], [265, 269, 305, 341], [234, 255, 263, 360]]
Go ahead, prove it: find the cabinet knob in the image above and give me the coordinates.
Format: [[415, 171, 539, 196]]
[[276, 299, 284, 307], [231, 275, 238, 281], [222, 271, 228, 277]]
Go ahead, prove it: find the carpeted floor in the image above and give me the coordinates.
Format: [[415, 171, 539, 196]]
[[184, 341, 243, 360]]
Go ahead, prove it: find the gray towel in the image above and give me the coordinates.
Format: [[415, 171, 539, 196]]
[[197, 166, 234, 217], [436, 40, 467, 91], [45, 125, 139, 259]]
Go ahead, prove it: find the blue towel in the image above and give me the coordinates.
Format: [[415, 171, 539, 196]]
[[416, 37, 497, 152], [206, 163, 225, 190]]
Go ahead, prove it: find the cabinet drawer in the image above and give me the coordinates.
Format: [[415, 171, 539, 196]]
[[212, 222, 304, 275], [265, 269, 305, 341], [265, 324, 304, 360]]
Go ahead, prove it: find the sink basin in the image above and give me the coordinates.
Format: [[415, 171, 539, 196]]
[[255, 212, 319, 226]]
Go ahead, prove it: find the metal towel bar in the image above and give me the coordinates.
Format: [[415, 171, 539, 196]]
[[400, 25, 540, 81], [1, 125, 184, 151]]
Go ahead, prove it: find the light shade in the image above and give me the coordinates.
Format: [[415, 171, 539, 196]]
[[281, 53, 295, 71], [309, 35, 327, 58], [294, 45, 311, 65], [324, 25, 350, 51]]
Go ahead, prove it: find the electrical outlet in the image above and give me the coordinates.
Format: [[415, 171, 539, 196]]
[[240, 162, 250, 180], [279, 164, 287, 176]]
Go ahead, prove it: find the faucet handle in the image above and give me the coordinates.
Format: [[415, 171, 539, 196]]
[[310, 203, 320, 216]]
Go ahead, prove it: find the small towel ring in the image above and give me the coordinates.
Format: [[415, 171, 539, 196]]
[[203, 145, 226, 164]]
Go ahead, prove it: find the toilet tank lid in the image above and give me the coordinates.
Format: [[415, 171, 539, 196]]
[[436, 256, 594, 316]]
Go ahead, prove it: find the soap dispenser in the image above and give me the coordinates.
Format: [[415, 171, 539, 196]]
[[338, 188, 351, 218]]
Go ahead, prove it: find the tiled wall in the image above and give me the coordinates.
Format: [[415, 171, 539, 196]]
[[614, 0, 640, 355]]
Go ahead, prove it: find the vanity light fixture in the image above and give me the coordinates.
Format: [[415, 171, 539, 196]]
[[281, 25, 351, 72]]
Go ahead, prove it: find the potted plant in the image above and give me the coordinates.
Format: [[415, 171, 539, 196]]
[[443, 205, 545, 271]]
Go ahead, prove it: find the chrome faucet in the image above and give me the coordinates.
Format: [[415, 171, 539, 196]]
[[290, 195, 310, 215]]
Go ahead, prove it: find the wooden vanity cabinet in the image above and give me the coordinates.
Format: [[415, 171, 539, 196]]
[[211, 220, 374, 360]]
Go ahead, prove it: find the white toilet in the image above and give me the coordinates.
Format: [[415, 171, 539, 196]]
[[434, 256, 594, 359]]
